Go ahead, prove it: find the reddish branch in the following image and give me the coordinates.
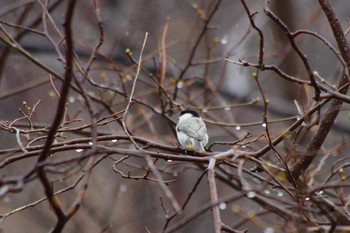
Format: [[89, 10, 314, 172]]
[[240, 0, 265, 66], [2, 1, 350, 232], [264, 0, 321, 100], [36, 0, 77, 232], [0, 0, 62, 84], [173, 0, 222, 100], [290, 1, 350, 182]]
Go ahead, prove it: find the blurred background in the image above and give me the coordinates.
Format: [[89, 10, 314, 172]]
[[1, 0, 350, 232]]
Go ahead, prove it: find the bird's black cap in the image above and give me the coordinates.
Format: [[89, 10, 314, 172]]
[[180, 110, 200, 118]]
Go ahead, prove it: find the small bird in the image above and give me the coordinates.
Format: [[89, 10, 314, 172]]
[[176, 110, 208, 152]]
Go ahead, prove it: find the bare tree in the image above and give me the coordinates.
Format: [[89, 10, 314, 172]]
[[0, 0, 350, 232]]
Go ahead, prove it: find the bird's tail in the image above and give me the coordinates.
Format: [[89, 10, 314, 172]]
[[193, 139, 205, 152]]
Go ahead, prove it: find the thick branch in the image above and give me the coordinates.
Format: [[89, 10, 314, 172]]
[[36, 0, 77, 232], [207, 159, 222, 233], [291, 1, 350, 182]]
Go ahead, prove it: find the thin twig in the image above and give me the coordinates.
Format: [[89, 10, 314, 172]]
[[173, 0, 222, 100], [122, 32, 149, 148]]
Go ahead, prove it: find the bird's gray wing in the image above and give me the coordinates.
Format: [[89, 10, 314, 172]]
[[177, 118, 207, 141], [194, 118, 207, 141]]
